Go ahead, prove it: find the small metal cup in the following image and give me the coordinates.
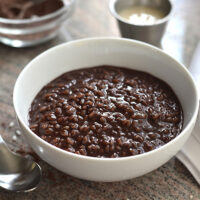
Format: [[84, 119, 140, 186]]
[[109, 0, 173, 46]]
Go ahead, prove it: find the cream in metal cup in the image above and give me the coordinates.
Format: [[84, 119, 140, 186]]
[[109, 0, 173, 46]]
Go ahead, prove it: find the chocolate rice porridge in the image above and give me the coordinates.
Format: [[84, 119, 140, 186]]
[[29, 66, 183, 158]]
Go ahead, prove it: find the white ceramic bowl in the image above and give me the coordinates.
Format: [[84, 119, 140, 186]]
[[13, 38, 199, 182]]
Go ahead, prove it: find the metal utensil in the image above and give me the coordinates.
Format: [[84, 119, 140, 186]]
[[109, 0, 173, 46], [176, 42, 200, 185], [0, 135, 42, 192]]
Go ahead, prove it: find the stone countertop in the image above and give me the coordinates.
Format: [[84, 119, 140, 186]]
[[0, 0, 199, 199]]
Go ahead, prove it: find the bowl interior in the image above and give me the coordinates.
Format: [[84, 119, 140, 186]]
[[0, 0, 74, 25], [109, 0, 172, 26], [14, 38, 198, 137], [113, 0, 172, 17]]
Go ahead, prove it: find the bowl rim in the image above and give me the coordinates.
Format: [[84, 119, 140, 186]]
[[0, 0, 74, 25], [109, 0, 174, 27], [13, 37, 199, 162]]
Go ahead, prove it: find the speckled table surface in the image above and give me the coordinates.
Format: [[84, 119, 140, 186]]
[[0, 0, 200, 199]]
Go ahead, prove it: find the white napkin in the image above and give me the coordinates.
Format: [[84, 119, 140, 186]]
[[176, 42, 200, 185]]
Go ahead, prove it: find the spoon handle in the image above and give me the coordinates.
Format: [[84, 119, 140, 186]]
[[0, 135, 6, 148], [0, 134, 13, 155]]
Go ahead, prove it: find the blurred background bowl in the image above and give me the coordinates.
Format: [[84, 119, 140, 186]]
[[109, 0, 172, 46], [0, 0, 75, 48]]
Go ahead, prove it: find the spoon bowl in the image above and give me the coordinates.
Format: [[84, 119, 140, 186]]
[[0, 135, 42, 192]]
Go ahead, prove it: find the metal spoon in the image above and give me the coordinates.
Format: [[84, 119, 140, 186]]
[[0, 135, 42, 192]]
